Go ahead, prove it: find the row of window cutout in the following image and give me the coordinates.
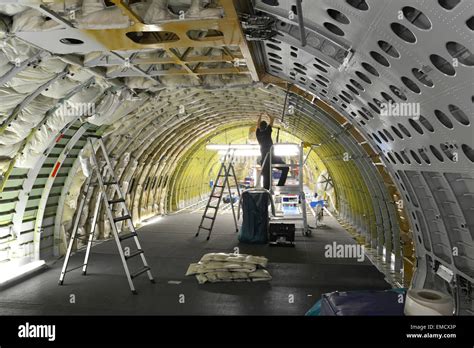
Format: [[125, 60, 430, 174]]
[[267, 48, 470, 129], [268, 44, 471, 100], [346, 0, 467, 12], [264, 0, 467, 13], [337, 0, 473, 34], [269, 63, 471, 151], [380, 143, 473, 166], [278, 45, 471, 98], [329, 85, 470, 130], [266, 2, 472, 95], [324, 3, 474, 80], [264, 40, 472, 165]]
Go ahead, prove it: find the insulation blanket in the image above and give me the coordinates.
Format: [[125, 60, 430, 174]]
[[186, 253, 271, 284], [5, 58, 67, 94], [0, 51, 12, 77], [0, 36, 39, 64], [11, 8, 62, 32], [88, 89, 147, 126], [0, 4, 28, 16], [14, 111, 77, 168]]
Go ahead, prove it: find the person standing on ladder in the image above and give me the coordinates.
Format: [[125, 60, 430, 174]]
[[256, 113, 289, 190]]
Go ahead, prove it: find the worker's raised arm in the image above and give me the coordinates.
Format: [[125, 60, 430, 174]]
[[269, 114, 275, 127], [257, 113, 262, 128]]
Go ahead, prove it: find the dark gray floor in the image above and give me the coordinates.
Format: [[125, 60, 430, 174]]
[[0, 211, 391, 315]]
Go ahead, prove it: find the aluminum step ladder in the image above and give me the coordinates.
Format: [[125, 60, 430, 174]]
[[58, 136, 154, 294], [266, 142, 310, 236], [196, 150, 241, 240]]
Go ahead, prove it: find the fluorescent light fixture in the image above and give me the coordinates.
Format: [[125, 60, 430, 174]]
[[0, 260, 46, 287], [207, 144, 260, 157], [217, 149, 260, 157], [273, 144, 299, 156], [206, 143, 300, 157], [206, 144, 260, 151]]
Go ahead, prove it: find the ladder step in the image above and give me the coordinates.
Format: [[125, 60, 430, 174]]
[[73, 232, 93, 240], [119, 232, 137, 241], [65, 264, 85, 273], [198, 226, 211, 231], [109, 198, 125, 204], [75, 238, 102, 243], [103, 181, 118, 186], [125, 249, 144, 260], [131, 266, 151, 279], [210, 195, 221, 198], [114, 215, 131, 223], [87, 134, 101, 139], [204, 215, 215, 220]]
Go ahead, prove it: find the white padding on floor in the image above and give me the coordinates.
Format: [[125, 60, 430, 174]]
[[186, 253, 271, 284]]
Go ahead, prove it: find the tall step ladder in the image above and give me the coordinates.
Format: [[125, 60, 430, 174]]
[[196, 149, 241, 240], [267, 142, 310, 236], [58, 136, 154, 294]]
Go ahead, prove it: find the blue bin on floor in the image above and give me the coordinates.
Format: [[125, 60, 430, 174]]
[[320, 289, 407, 316], [306, 289, 407, 316]]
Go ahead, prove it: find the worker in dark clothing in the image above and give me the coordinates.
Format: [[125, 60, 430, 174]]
[[256, 113, 289, 190]]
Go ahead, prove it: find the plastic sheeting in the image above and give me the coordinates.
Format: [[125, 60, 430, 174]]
[[3, 1, 129, 31], [186, 0, 223, 19], [88, 89, 148, 126], [63, 168, 87, 223], [79, 150, 92, 179], [77, 0, 223, 26], [0, 50, 109, 169], [0, 142, 21, 167], [143, 0, 170, 22], [0, 7, 150, 171], [0, 51, 12, 77], [76, 5, 133, 29], [0, 36, 39, 64], [11, 8, 62, 32], [5, 0, 224, 31], [124, 77, 161, 91], [0, 87, 27, 117], [5, 58, 67, 94], [0, 5, 28, 16], [75, 1, 159, 29]]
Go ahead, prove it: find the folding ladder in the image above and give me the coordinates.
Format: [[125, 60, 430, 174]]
[[196, 150, 241, 240], [266, 142, 310, 236], [58, 136, 154, 294]]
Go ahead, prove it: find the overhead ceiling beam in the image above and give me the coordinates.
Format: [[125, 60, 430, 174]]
[[90, 53, 244, 66], [83, 0, 260, 82], [164, 48, 201, 81], [107, 67, 250, 78]]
